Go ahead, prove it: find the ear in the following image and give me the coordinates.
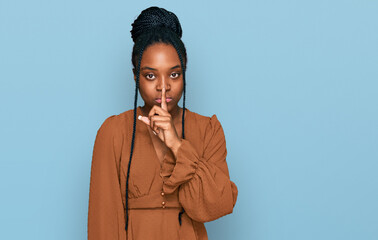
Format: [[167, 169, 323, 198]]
[[132, 68, 136, 82]]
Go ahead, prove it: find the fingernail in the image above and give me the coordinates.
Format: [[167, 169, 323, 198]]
[[153, 130, 157, 135]]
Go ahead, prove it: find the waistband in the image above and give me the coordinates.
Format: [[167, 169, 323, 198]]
[[127, 190, 183, 210]]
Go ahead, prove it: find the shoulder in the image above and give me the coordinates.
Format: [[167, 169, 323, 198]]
[[98, 108, 224, 135], [188, 109, 224, 137], [96, 108, 133, 135], [189, 110, 226, 156], [190, 109, 222, 127], [96, 115, 118, 137]]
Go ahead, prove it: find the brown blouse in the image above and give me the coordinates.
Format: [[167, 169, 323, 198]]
[[88, 106, 238, 239]]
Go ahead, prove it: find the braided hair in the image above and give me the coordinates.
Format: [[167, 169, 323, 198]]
[[125, 6, 188, 231]]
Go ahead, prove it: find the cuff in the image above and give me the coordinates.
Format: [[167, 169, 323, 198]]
[[161, 139, 199, 194]]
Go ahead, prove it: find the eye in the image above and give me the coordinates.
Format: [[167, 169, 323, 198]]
[[170, 72, 181, 79], [145, 73, 155, 80]]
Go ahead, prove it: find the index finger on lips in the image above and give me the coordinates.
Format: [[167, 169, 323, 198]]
[[161, 80, 168, 111]]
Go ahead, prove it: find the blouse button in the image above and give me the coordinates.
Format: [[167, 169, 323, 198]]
[[162, 201, 166, 205], [162, 206, 166, 209], [161, 192, 165, 196]]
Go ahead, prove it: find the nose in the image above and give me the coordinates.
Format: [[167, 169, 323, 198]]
[[157, 77, 170, 91]]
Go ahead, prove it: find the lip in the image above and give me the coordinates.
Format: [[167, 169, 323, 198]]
[[155, 98, 172, 103]]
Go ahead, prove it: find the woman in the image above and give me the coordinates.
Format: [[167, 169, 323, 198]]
[[88, 6, 238, 240]]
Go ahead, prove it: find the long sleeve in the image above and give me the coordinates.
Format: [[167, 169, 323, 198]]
[[161, 114, 238, 223], [87, 115, 126, 240]]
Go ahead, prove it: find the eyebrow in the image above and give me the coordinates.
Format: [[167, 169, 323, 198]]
[[140, 65, 181, 71]]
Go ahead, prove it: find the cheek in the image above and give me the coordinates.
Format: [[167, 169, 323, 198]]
[[139, 82, 155, 98], [174, 81, 184, 94], [169, 82, 184, 100]]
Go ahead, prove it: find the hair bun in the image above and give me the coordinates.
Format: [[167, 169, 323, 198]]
[[130, 6, 183, 42]]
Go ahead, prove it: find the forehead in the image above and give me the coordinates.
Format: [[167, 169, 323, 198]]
[[141, 43, 180, 68]]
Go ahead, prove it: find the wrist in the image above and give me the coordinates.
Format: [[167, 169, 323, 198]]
[[170, 139, 183, 158]]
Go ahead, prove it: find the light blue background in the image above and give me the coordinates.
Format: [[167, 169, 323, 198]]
[[1, 0, 377, 239]]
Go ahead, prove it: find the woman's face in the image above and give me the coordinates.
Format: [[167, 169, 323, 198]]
[[134, 42, 184, 113]]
